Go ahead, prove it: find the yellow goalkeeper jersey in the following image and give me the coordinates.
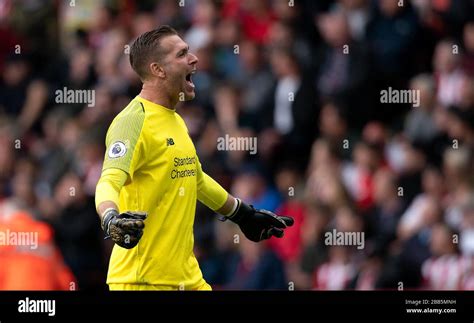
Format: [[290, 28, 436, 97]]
[[101, 96, 228, 289]]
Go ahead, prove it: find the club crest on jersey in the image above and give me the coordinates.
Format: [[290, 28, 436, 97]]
[[108, 141, 127, 158]]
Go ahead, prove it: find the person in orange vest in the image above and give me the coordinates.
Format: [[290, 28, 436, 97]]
[[0, 205, 77, 290]]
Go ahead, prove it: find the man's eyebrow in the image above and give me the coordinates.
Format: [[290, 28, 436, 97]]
[[177, 45, 190, 56]]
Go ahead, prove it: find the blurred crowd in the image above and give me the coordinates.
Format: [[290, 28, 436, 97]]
[[0, 0, 473, 290]]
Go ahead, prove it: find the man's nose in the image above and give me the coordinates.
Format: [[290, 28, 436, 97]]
[[189, 52, 198, 65]]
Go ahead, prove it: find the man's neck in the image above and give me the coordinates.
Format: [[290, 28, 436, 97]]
[[139, 83, 177, 110]]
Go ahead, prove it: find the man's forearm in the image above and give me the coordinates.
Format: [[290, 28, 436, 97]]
[[197, 172, 230, 212], [216, 194, 238, 216], [95, 168, 128, 220], [97, 201, 119, 221]]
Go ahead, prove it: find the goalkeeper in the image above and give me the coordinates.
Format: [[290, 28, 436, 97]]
[[95, 26, 293, 291]]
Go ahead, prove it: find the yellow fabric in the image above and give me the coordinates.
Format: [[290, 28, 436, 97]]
[[98, 96, 228, 290], [95, 168, 128, 209], [197, 170, 229, 211], [108, 281, 212, 291]]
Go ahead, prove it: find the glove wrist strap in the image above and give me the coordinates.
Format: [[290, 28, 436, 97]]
[[218, 198, 242, 222], [225, 198, 240, 217], [101, 208, 119, 234]]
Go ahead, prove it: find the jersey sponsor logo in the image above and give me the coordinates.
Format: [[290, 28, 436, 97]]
[[166, 138, 175, 146], [174, 156, 196, 166], [108, 141, 127, 158], [171, 156, 196, 179], [171, 168, 196, 179]]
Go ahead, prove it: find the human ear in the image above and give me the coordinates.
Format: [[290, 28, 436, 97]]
[[150, 62, 166, 79]]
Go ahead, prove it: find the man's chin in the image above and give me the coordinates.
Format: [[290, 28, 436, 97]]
[[183, 91, 195, 101]]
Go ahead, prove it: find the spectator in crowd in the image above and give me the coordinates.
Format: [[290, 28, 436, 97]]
[[213, 17, 242, 81], [333, 0, 371, 41], [433, 39, 470, 108], [224, 237, 287, 290], [260, 46, 318, 168], [0, 54, 49, 134], [444, 106, 474, 146], [460, 198, 474, 256], [268, 164, 306, 263], [296, 202, 331, 289], [313, 245, 356, 290], [443, 147, 473, 229], [462, 21, 474, 76], [0, 119, 15, 199], [366, 168, 405, 257], [398, 166, 445, 241], [318, 99, 352, 160], [0, 202, 77, 290], [421, 222, 472, 290], [404, 74, 439, 144], [315, 9, 370, 126], [366, 0, 420, 86], [47, 172, 106, 290], [197, 216, 240, 289], [393, 196, 442, 288], [236, 39, 274, 115], [341, 140, 383, 212]]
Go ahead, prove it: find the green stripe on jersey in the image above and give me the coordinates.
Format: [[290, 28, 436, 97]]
[[103, 99, 145, 174]]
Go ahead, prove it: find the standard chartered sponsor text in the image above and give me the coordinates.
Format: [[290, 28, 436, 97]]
[[171, 156, 197, 179]]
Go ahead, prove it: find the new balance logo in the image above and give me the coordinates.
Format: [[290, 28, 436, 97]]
[[166, 138, 175, 146]]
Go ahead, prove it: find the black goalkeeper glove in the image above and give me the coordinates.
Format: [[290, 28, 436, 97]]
[[101, 209, 147, 249], [222, 199, 294, 242]]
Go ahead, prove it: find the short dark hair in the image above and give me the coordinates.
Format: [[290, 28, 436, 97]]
[[129, 25, 178, 80]]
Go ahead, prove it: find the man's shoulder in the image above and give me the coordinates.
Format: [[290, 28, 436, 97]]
[[107, 98, 146, 140], [114, 98, 146, 122]]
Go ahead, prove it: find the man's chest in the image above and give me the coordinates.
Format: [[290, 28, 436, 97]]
[[142, 115, 197, 172]]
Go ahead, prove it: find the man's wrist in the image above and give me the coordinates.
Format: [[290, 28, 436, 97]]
[[225, 198, 240, 218], [101, 208, 119, 233]]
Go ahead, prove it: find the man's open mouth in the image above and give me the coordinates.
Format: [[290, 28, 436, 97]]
[[185, 70, 196, 88]]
